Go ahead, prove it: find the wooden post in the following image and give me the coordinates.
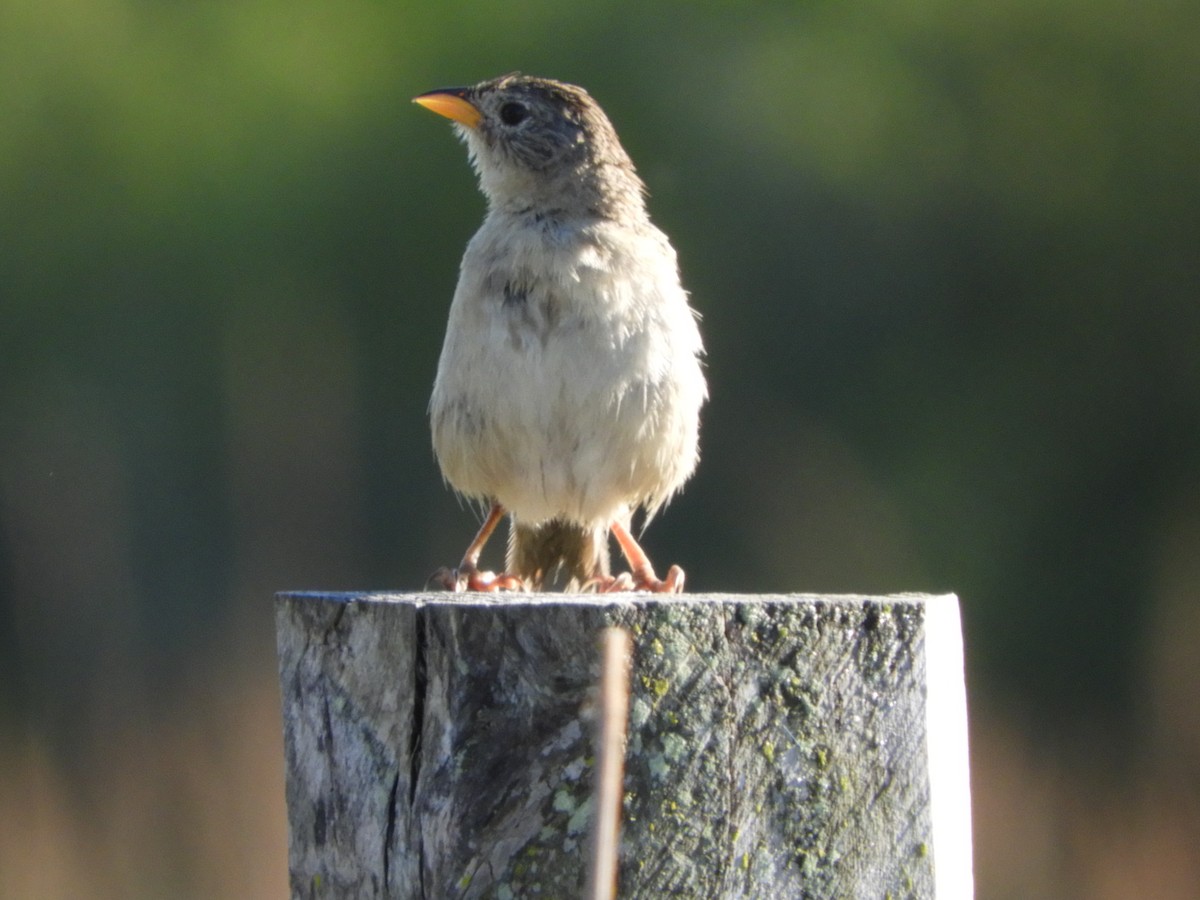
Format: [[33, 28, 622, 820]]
[[275, 593, 973, 898]]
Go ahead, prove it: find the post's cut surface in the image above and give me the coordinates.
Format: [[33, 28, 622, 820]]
[[275, 592, 973, 899]]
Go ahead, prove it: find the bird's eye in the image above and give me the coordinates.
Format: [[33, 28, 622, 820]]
[[499, 102, 528, 126]]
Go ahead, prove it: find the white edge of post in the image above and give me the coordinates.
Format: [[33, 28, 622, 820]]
[[924, 593, 975, 898]]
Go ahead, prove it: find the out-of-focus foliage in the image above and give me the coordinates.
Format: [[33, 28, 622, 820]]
[[2, 0, 1199, 895]]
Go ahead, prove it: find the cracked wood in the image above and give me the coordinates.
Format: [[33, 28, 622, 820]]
[[274, 592, 972, 899]]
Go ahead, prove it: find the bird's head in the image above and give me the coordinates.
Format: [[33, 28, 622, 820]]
[[414, 73, 645, 219]]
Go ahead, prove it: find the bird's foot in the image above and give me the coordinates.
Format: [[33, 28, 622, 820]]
[[428, 502, 526, 591], [633, 564, 685, 594], [590, 565, 685, 594], [586, 572, 634, 593], [429, 564, 526, 592]]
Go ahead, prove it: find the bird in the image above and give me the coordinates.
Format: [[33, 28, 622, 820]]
[[413, 73, 706, 593]]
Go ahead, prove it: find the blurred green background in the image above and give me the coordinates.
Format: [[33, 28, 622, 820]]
[[2, 0, 1198, 896]]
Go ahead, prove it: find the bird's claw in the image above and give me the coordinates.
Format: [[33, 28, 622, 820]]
[[589, 565, 685, 594], [429, 564, 526, 592], [651, 565, 686, 594], [586, 572, 634, 593]]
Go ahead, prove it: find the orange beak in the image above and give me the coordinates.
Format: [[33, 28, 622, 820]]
[[412, 88, 482, 129]]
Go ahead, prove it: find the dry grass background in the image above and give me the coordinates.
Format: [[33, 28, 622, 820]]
[[3, 655, 1199, 898], [0, 660, 288, 899]]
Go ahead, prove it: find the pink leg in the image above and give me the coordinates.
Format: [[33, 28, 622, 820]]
[[599, 519, 685, 594], [430, 503, 526, 592]]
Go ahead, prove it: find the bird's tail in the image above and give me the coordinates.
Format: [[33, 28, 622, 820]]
[[508, 518, 609, 591]]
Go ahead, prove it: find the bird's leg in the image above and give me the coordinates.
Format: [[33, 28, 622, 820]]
[[429, 503, 526, 592], [601, 519, 685, 594]]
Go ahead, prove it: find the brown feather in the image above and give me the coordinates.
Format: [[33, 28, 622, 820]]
[[508, 518, 609, 590]]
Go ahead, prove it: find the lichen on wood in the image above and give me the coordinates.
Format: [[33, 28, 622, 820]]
[[276, 592, 967, 899]]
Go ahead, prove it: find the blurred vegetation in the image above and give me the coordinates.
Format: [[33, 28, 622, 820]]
[[2, 0, 1198, 896]]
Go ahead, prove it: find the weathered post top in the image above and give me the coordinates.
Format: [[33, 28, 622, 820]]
[[275, 592, 973, 899]]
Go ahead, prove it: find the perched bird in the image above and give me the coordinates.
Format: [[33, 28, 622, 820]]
[[413, 73, 706, 592]]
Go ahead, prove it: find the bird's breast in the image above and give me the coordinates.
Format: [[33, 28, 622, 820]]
[[429, 217, 704, 524]]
